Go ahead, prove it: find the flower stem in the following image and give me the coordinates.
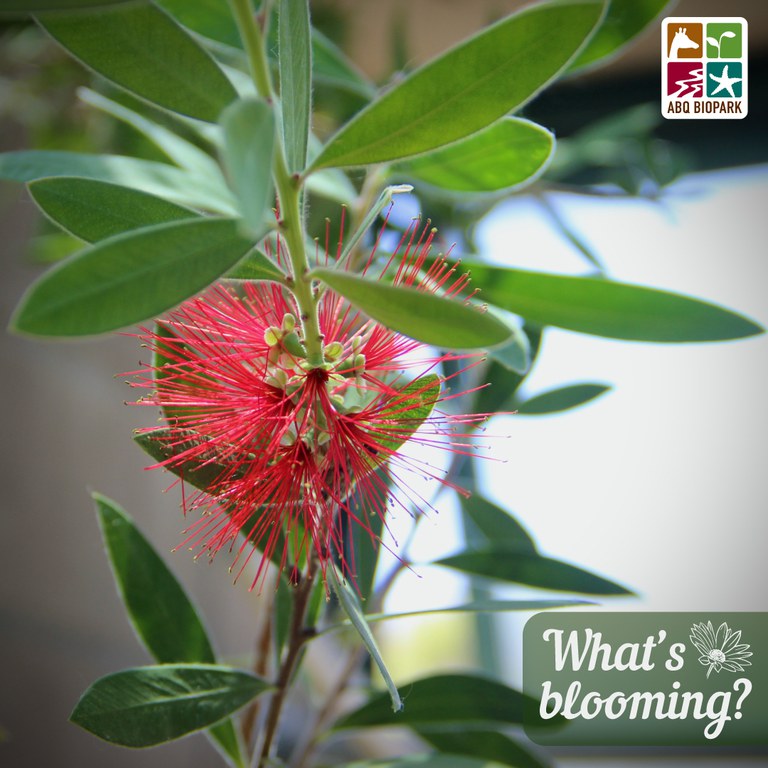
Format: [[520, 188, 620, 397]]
[[228, 0, 324, 366], [257, 556, 319, 767]]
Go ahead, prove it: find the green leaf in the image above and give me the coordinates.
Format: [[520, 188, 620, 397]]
[[570, 0, 671, 72], [279, 0, 312, 172], [334, 673, 533, 730], [78, 87, 223, 178], [339, 184, 414, 265], [28, 178, 199, 242], [535, 194, 604, 272], [220, 98, 275, 235], [0, 150, 236, 213], [95, 493, 215, 663], [324, 599, 589, 633], [155, 0, 242, 49], [516, 383, 610, 415], [11, 218, 258, 337], [311, 269, 512, 350], [343, 374, 440, 596], [460, 494, 537, 553], [328, 565, 402, 713], [70, 664, 269, 747], [154, 0, 374, 98], [310, 1, 604, 168], [417, 730, 550, 768], [305, 166, 358, 204], [225, 248, 286, 282], [38, 3, 237, 122], [394, 118, 554, 193], [1, 0, 134, 13], [464, 263, 764, 342], [94, 493, 245, 767], [134, 428, 231, 494], [486, 316, 530, 374], [476, 325, 542, 414], [311, 28, 375, 97], [336, 757, 509, 768], [347, 483, 385, 601], [375, 374, 440, 452], [25, 231, 82, 264], [437, 549, 632, 595]]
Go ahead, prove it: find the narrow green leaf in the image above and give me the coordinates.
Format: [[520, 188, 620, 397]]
[[220, 98, 275, 236], [343, 374, 439, 597], [336, 757, 509, 768], [334, 673, 533, 730], [311, 28, 375, 97], [465, 263, 764, 342], [133, 429, 290, 577], [347, 483, 385, 602], [25, 231, 82, 264], [208, 721, 246, 768], [1, 0, 134, 13], [70, 664, 269, 747], [305, 166, 357, 204], [516, 383, 610, 415], [95, 493, 216, 664], [339, 184, 414, 266], [486, 317, 530, 374], [29, 178, 199, 242], [417, 730, 550, 768], [535, 194, 604, 272], [311, 268, 512, 350], [570, 0, 670, 72], [279, 0, 312, 172], [394, 118, 554, 194], [310, 1, 604, 168], [155, 0, 242, 49], [328, 565, 402, 713], [437, 550, 632, 595], [134, 428, 231, 494], [78, 87, 223, 178], [225, 249, 286, 282], [476, 325, 542, 415], [94, 494, 245, 767], [460, 495, 537, 553], [324, 599, 589, 633], [11, 218, 258, 337], [0, 150, 236, 213], [154, 0, 374, 98], [375, 374, 440, 452], [274, 576, 294, 658], [38, 3, 237, 122]]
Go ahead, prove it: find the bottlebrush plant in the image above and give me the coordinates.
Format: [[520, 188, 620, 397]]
[[0, 1, 762, 767]]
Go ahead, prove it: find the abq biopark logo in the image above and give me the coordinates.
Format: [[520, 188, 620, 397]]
[[662, 17, 748, 119]]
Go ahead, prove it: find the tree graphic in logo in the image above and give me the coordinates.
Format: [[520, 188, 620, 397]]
[[690, 621, 753, 678]]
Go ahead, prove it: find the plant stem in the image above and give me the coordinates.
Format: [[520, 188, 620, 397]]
[[289, 645, 364, 768], [257, 556, 319, 767], [228, 0, 324, 366], [241, 582, 277, 749]]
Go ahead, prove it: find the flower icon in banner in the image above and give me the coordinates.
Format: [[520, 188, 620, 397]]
[[690, 621, 753, 678]]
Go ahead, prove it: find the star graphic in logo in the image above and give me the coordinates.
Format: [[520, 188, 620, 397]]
[[709, 64, 742, 97]]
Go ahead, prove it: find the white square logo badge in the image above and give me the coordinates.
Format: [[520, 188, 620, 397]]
[[662, 17, 748, 119]]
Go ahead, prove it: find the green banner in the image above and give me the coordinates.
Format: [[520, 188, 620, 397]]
[[523, 612, 764, 746]]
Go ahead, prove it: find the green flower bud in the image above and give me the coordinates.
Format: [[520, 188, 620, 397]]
[[324, 341, 344, 361], [281, 331, 306, 358], [264, 326, 282, 347]]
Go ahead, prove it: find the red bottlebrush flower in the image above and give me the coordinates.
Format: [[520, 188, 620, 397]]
[[130, 221, 491, 590]]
